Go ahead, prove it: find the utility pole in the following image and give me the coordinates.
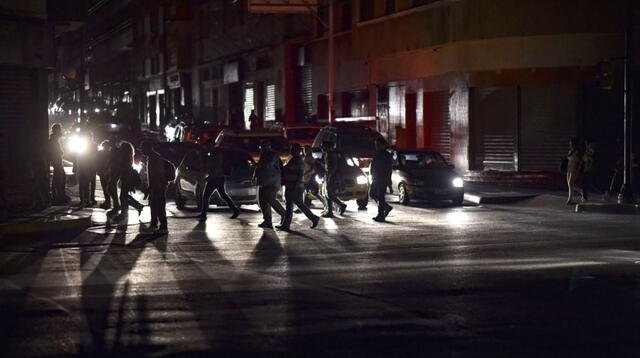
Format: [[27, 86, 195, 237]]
[[80, 26, 86, 125], [328, 0, 335, 125], [618, 0, 635, 204]]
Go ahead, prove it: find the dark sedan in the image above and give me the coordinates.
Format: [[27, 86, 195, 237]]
[[389, 150, 464, 206], [174, 147, 258, 210]]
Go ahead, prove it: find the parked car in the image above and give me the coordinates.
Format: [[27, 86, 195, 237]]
[[389, 149, 464, 206], [309, 125, 385, 209], [174, 147, 258, 210], [213, 129, 290, 161], [282, 125, 322, 147]]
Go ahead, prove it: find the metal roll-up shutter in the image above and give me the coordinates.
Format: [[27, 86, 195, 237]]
[[428, 91, 451, 161], [0, 66, 37, 209], [471, 86, 517, 171], [299, 65, 312, 119], [519, 85, 577, 172]]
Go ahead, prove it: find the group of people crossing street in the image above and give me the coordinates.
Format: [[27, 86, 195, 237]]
[[48, 123, 396, 235]]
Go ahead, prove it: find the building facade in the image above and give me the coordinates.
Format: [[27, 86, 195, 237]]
[[304, 0, 638, 176]]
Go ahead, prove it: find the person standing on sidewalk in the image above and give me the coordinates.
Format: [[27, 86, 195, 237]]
[[141, 142, 169, 233], [198, 147, 240, 222], [117, 141, 144, 217], [370, 137, 394, 222], [49, 124, 69, 204], [581, 138, 598, 202], [254, 140, 285, 228], [321, 141, 346, 218], [566, 137, 584, 205], [277, 143, 320, 231]]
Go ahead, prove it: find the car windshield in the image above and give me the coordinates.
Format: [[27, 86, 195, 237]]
[[287, 128, 320, 140], [221, 135, 289, 153], [398, 152, 449, 170]]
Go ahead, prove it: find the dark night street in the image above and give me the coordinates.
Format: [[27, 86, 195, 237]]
[[2, 200, 640, 357]]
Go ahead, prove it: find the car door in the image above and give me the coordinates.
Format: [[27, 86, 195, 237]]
[[178, 150, 204, 196]]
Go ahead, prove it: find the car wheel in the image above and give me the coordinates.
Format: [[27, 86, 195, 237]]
[[175, 187, 186, 210], [357, 197, 368, 210], [453, 192, 464, 207], [399, 183, 410, 205]]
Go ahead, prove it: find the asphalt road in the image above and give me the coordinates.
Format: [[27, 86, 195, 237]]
[[2, 198, 640, 357]]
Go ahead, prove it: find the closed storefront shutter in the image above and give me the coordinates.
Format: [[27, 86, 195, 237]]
[[425, 90, 451, 162], [519, 85, 577, 172], [299, 65, 312, 120], [0, 66, 38, 210], [471, 86, 517, 171]]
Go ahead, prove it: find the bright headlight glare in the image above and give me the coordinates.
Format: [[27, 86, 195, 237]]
[[452, 177, 464, 188], [356, 175, 368, 185], [68, 135, 88, 153], [110, 123, 117, 129], [346, 158, 355, 167], [132, 162, 142, 173]]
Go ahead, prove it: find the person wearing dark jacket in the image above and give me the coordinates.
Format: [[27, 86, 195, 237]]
[[254, 140, 285, 228], [117, 141, 144, 217], [277, 143, 320, 231], [78, 132, 98, 207], [199, 148, 240, 221], [370, 137, 393, 222], [49, 124, 69, 204], [321, 141, 346, 218], [302, 145, 327, 209], [106, 136, 122, 215], [97, 140, 113, 209], [141, 141, 169, 232]]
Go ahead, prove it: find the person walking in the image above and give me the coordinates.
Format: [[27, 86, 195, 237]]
[[581, 138, 597, 202], [566, 137, 584, 205], [369, 137, 394, 222], [97, 139, 113, 209], [302, 145, 327, 209], [320, 141, 346, 218], [277, 143, 320, 231], [49, 124, 69, 204], [254, 140, 285, 228], [117, 141, 144, 217], [106, 136, 122, 215], [78, 132, 98, 207], [199, 147, 240, 221], [140, 142, 169, 233]]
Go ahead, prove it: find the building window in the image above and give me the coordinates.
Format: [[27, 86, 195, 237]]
[[359, 0, 373, 21], [244, 84, 254, 129], [151, 56, 160, 75], [150, 10, 159, 34], [264, 84, 276, 122], [385, 0, 395, 15]]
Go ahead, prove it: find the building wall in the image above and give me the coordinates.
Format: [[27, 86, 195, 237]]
[[0, 1, 51, 215]]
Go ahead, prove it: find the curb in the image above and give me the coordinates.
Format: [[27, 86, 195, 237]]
[[575, 203, 640, 215], [0, 214, 92, 236]]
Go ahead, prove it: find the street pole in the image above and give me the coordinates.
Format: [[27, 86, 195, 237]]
[[619, 0, 635, 204], [80, 26, 86, 125], [328, 0, 335, 125]]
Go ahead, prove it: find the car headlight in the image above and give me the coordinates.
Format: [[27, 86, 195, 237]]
[[68, 135, 88, 154], [356, 175, 368, 185], [452, 177, 464, 188], [110, 123, 117, 129], [315, 175, 324, 184]]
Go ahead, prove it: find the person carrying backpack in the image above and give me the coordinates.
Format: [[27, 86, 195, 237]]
[[140, 141, 170, 233], [198, 147, 240, 221]]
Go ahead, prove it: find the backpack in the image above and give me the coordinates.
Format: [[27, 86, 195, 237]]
[[164, 160, 176, 182]]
